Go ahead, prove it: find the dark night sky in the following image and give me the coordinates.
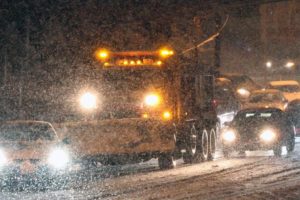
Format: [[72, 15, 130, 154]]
[[0, 0, 296, 79]]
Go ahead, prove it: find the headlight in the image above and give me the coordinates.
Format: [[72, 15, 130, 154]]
[[0, 149, 7, 167], [144, 93, 160, 107], [79, 92, 97, 110], [222, 130, 236, 142], [48, 148, 70, 169], [260, 129, 276, 142], [237, 88, 250, 98]]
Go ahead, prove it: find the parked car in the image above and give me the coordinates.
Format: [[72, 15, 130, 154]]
[[217, 74, 261, 101], [221, 108, 295, 157], [0, 120, 72, 189], [286, 99, 300, 136], [266, 80, 300, 102], [242, 89, 288, 111]]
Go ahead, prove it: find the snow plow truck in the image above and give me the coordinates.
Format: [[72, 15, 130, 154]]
[[59, 48, 219, 169]]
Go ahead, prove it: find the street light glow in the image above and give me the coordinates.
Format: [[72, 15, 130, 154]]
[[266, 61, 272, 68]]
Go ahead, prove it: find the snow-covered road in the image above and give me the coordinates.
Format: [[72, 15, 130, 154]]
[[2, 141, 300, 200]]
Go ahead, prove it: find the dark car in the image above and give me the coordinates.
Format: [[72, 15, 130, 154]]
[[286, 99, 300, 136], [217, 74, 261, 101], [221, 108, 295, 157]]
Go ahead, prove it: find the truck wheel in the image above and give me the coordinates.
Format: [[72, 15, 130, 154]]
[[207, 128, 216, 161], [158, 153, 176, 170], [286, 136, 295, 153], [182, 125, 203, 163], [200, 129, 209, 161], [273, 145, 282, 157], [223, 149, 231, 158]]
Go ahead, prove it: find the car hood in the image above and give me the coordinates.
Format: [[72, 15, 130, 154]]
[[0, 141, 56, 160], [232, 120, 282, 139]]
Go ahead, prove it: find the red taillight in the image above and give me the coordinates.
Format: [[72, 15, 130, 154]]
[[212, 99, 218, 107]]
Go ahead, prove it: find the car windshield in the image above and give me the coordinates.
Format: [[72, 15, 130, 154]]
[[102, 68, 167, 91], [235, 110, 282, 123], [229, 76, 254, 86], [269, 85, 300, 93], [249, 92, 283, 103], [0, 123, 56, 141]]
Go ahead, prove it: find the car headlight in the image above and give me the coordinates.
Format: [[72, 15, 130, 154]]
[[47, 148, 70, 169], [0, 149, 7, 167], [144, 93, 161, 107], [79, 92, 97, 110], [222, 130, 236, 142], [237, 88, 250, 98], [260, 129, 276, 142]]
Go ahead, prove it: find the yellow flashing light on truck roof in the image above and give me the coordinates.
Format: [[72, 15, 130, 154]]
[[96, 49, 109, 60], [96, 48, 173, 67], [159, 48, 174, 58]]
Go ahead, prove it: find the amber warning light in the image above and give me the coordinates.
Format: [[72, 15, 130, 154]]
[[95, 48, 174, 67]]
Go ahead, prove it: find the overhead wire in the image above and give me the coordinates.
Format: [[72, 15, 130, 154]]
[[181, 14, 229, 54]]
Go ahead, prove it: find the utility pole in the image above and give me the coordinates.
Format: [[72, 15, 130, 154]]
[[3, 49, 7, 87], [214, 11, 221, 76]]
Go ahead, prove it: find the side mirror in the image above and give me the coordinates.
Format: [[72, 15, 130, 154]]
[[62, 137, 71, 145]]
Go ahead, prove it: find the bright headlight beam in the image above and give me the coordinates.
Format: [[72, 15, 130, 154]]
[[0, 149, 7, 167], [48, 148, 70, 169], [237, 88, 250, 97], [144, 94, 160, 107], [80, 92, 97, 110], [222, 130, 236, 142], [260, 129, 276, 142]]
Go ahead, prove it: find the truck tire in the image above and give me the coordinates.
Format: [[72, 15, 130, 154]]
[[207, 128, 216, 161], [182, 125, 203, 163], [223, 149, 231, 158], [158, 153, 176, 170], [273, 145, 282, 157], [286, 135, 295, 153], [200, 129, 209, 161]]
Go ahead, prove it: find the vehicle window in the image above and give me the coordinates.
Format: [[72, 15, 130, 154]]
[[236, 111, 280, 121], [249, 93, 281, 103], [269, 85, 300, 93], [0, 124, 55, 141]]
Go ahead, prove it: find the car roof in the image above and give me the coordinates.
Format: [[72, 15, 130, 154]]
[[251, 89, 282, 94], [219, 73, 247, 77], [0, 120, 53, 126], [269, 80, 299, 86]]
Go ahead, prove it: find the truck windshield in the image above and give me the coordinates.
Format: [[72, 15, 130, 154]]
[[102, 68, 167, 91]]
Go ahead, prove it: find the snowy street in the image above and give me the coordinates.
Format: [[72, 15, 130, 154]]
[[2, 140, 300, 200]]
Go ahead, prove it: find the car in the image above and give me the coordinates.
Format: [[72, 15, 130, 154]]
[[215, 77, 240, 127], [221, 108, 295, 157], [242, 89, 288, 111], [217, 74, 261, 101], [286, 99, 300, 136], [266, 80, 300, 102], [0, 120, 72, 189]]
